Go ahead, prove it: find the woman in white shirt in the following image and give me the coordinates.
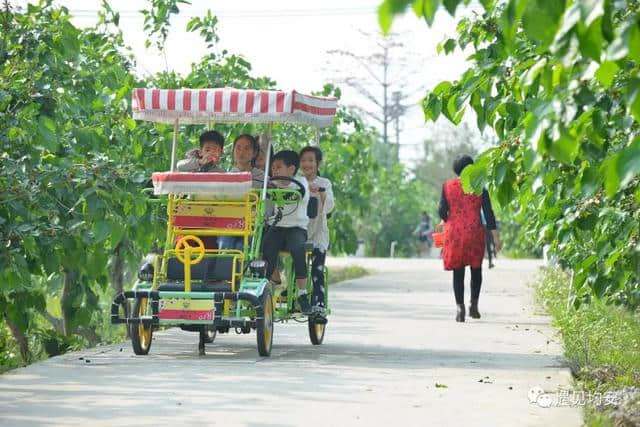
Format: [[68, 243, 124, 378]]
[[299, 146, 335, 312]]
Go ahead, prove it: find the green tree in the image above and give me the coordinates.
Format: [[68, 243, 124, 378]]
[[378, 0, 640, 306], [0, 0, 401, 368], [358, 165, 436, 257], [0, 1, 164, 361], [413, 122, 481, 193], [0, 0, 438, 369]]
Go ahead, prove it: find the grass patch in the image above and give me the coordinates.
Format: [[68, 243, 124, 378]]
[[329, 266, 370, 284], [535, 268, 640, 426], [1, 290, 126, 375]]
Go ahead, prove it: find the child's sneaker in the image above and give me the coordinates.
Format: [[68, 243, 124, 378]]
[[312, 303, 328, 324], [297, 295, 312, 315]]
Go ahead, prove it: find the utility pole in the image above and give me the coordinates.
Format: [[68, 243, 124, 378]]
[[392, 91, 405, 162], [383, 45, 389, 146], [327, 32, 423, 159]]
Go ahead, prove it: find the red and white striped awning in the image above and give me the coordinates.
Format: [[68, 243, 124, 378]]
[[132, 88, 337, 127], [152, 172, 252, 196]]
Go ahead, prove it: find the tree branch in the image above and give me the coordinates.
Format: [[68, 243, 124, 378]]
[[327, 49, 384, 85], [348, 105, 384, 124], [342, 78, 384, 109], [41, 311, 64, 334]]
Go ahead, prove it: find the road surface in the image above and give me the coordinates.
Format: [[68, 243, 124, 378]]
[[0, 258, 581, 426]]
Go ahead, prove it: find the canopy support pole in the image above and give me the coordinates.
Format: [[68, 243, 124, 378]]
[[261, 124, 273, 202], [313, 129, 320, 146], [170, 119, 178, 172]]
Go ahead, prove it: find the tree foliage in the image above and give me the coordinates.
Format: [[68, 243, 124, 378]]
[[413, 122, 481, 193], [379, 0, 640, 307], [1, 1, 165, 362], [0, 0, 428, 367]]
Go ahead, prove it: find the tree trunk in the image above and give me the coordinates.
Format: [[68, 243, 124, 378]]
[[77, 326, 101, 346], [110, 241, 130, 337], [111, 241, 126, 294], [60, 268, 76, 336], [60, 268, 103, 344], [5, 315, 30, 363]]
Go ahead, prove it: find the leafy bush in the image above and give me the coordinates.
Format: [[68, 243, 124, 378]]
[[536, 267, 640, 425], [536, 268, 640, 389], [0, 323, 23, 374], [379, 0, 640, 307]]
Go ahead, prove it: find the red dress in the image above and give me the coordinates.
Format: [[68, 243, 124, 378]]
[[442, 178, 485, 270]]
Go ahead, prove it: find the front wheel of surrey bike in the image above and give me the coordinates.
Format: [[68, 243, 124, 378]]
[[130, 298, 153, 355], [200, 326, 216, 344], [256, 287, 274, 357], [308, 315, 326, 345]]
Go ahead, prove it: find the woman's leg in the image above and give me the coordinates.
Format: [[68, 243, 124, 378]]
[[453, 267, 466, 322], [470, 267, 482, 300], [453, 268, 465, 304], [469, 267, 483, 318]]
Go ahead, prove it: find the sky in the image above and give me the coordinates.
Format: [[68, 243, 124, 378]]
[[17, 0, 483, 166]]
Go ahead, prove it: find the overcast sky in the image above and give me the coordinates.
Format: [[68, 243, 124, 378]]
[[19, 0, 482, 165]]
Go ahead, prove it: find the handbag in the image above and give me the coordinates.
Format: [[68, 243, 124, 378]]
[[432, 222, 445, 248]]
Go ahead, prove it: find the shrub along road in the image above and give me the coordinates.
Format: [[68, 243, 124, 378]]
[[0, 258, 580, 426]]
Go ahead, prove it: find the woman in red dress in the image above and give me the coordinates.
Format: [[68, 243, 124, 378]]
[[438, 155, 502, 322]]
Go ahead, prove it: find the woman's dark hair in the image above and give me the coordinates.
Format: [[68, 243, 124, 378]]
[[453, 155, 474, 176], [233, 134, 260, 163], [299, 146, 323, 164]]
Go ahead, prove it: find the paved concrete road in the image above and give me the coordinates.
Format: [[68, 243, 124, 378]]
[[0, 258, 581, 427]]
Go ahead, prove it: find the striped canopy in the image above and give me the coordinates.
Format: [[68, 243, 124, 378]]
[[132, 88, 337, 127], [151, 172, 252, 196]]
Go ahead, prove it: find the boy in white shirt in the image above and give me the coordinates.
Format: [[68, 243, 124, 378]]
[[263, 150, 312, 314]]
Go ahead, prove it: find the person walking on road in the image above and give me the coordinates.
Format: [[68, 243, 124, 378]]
[[482, 211, 497, 269], [414, 211, 433, 258], [438, 155, 502, 322]]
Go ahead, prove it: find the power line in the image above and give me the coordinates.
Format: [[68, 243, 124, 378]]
[[65, 7, 378, 19]]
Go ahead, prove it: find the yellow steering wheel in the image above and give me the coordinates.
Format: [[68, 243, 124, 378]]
[[174, 235, 206, 266]]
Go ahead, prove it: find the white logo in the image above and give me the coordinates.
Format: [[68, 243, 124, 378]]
[[528, 386, 544, 404], [528, 386, 554, 408]]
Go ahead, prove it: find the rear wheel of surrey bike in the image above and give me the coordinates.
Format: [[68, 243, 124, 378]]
[[130, 298, 152, 355], [256, 287, 274, 356], [308, 315, 326, 345]]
